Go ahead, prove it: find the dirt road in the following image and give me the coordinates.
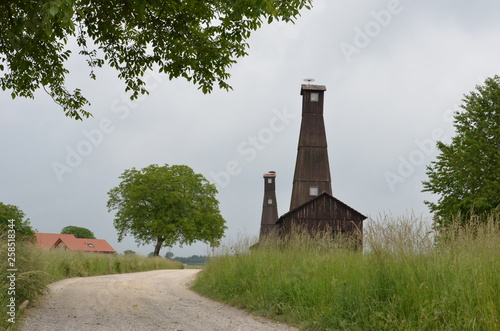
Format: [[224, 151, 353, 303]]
[[21, 269, 297, 331]]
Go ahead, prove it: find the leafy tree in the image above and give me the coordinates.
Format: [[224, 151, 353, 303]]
[[107, 164, 226, 257], [0, 0, 312, 120], [174, 255, 208, 265], [165, 252, 174, 259], [61, 225, 96, 239], [423, 76, 500, 226], [123, 249, 136, 255], [0, 202, 35, 237]]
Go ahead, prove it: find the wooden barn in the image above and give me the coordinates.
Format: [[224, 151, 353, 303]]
[[259, 83, 366, 245], [276, 192, 366, 245]]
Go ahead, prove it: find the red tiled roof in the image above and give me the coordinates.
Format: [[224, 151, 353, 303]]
[[35, 233, 116, 253], [53, 237, 116, 253], [35, 233, 77, 249]]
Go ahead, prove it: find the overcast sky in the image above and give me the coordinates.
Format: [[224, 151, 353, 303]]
[[2, 0, 500, 257]]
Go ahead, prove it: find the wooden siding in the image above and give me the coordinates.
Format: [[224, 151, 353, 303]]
[[290, 84, 332, 210], [297, 115, 329, 147], [278, 193, 366, 244], [260, 173, 279, 238], [289, 194, 365, 220], [264, 84, 366, 248], [300, 84, 327, 116]]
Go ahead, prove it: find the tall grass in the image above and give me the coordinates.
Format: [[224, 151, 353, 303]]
[[31, 247, 183, 281], [193, 213, 500, 330], [1, 237, 47, 330], [0, 239, 182, 330]]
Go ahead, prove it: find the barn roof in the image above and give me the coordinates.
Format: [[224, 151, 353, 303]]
[[276, 192, 367, 224]]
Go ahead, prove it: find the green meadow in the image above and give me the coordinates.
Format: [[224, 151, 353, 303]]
[[193, 214, 500, 330]]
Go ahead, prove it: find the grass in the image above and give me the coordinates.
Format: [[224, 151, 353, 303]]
[[31, 248, 183, 281], [0, 241, 182, 330], [192, 213, 500, 330]]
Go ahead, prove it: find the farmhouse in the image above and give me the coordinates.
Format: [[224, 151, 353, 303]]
[[35, 233, 116, 253], [259, 83, 366, 244]]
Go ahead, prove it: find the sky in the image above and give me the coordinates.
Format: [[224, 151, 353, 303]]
[[2, 0, 500, 257]]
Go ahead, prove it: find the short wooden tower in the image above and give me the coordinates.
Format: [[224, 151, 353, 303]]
[[259, 171, 279, 238]]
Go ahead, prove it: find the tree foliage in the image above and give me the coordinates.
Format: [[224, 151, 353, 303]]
[[174, 255, 208, 265], [0, 0, 312, 120], [0, 202, 35, 237], [107, 164, 226, 256], [61, 225, 96, 238], [423, 76, 500, 226]]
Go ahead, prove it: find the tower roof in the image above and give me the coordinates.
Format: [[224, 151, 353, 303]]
[[278, 192, 367, 223], [301, 84, 327, 95]]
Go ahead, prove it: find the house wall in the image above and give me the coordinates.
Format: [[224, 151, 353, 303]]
[[55, 242, 68, 250]]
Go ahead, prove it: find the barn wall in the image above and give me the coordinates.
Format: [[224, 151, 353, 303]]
[[278, 195, 365, 245]]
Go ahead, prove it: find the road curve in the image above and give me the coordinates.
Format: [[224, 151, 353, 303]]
[[21, 269, 297, 331]]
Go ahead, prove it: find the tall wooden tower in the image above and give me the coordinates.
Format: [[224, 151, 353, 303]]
[[255, 83, 366, 246], [290, 84, 332, 210], [259, 171, 279, 238]]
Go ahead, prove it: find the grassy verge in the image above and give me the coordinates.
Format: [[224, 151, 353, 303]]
[[192, 214, 500, 330], [31, 247, 183, 281], [0, 241, 182, 330]]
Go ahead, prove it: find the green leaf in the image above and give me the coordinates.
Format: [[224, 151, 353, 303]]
[[49, 6, 59, 16]]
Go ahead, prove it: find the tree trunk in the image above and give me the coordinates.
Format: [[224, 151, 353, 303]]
[[153, 237, 165, 257]]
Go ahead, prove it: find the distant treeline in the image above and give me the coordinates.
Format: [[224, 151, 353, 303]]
[[174, 255, 208, 265]]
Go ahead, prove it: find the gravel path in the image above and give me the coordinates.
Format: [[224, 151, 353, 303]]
[[21, 269, 297, 331]]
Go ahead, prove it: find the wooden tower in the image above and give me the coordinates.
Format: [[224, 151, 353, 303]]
[[259, 171, 279, 238], [257, 83, 366, 247], [290, 84, 332, 210]]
